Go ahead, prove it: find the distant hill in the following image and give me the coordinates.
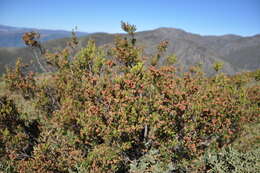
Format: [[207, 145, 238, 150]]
[[0, 24, 89, 47], [134, 28, 260, 74], [0, 26, 259, 75]]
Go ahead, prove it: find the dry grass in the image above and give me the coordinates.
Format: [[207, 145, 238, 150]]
[[232, 120, 260, 152]]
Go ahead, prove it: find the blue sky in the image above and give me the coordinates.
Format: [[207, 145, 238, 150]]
[[0, 0, 260, 36]]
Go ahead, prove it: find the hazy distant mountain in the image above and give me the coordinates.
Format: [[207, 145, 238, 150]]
[[0, 27, 259, 75], [0, 24, 89, 47], [133, 28, 260, 74]]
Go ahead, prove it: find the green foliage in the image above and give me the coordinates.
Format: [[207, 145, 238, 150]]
[[254, 69, 260, 81], [130, 149, 174, 173], [165, 54, 177, 65], [1, 22, 260, 172], [74, 39, 105, 74], [204, 147, 260, 173], [213, 61, 224, 72]]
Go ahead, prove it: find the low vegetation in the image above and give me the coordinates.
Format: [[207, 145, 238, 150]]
[[0, 22, 259, 172]]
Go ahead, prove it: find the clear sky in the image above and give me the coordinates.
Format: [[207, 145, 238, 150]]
[[0, 0, 260, 36]]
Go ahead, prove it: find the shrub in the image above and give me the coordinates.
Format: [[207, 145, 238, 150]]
[[0, 96, 40, 172], [1, 22, 259, 172], [254, 69, 260, 81], [3, 59, 36, 99], [203, 147, 260, 173], [129, 149, 174, 173]]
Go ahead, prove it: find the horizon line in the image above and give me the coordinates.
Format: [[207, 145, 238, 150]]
[[1, 23, 259, 38]]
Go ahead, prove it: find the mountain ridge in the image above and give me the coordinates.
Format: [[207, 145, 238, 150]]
[[0, 24, 89, 47], [0, 25, 259, 75]]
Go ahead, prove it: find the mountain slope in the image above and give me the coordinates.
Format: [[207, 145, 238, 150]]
[[0, 27, 259, 75], [0, 24, 88, 47]]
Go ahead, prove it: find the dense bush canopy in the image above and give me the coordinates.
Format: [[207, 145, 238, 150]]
[[1, 22, 259, 172]]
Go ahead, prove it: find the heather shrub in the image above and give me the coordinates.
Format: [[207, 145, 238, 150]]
[[247, 85, 260, 106], [1, 22, 259, 172], [16, 128, 83, 173], [4, 59, 36, 99], [0, 96, 40, 172]]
